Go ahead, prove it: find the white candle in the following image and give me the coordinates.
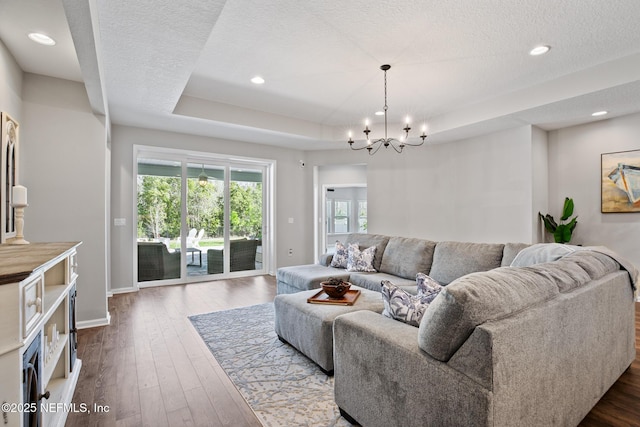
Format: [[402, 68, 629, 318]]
[[13, 185, 27, 205]]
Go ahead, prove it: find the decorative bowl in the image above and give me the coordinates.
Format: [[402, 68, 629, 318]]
[[321, 280, 351, 298]]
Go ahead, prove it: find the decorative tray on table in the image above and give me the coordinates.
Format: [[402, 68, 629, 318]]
[[307, 289, 361, 306]]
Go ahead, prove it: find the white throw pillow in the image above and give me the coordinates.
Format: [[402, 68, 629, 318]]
[[381, 281, 438, 327], [416, 273, 443, 302], [346, 243, 376, 272], [329, 240, 349, 269], [381, 274, 443, 327]]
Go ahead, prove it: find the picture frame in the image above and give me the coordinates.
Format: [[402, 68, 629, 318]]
[[1, 112, 19, 242], [601, 149, 640, 213]]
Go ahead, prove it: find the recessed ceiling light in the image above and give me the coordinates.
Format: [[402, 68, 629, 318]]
[[28, 32, 56, 46], [374, 111, 384, 116], [591, 110, 608, 117], [529, 45, 550, 56], [251, 76, 265, 85]]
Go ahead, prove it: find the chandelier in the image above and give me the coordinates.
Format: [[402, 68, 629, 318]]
[[348, 64, 427, 155], [198, 164, 208, 186]]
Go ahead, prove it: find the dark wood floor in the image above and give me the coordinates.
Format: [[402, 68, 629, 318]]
[[66, 276, 640, 427]]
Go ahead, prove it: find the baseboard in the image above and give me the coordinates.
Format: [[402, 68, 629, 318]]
[[109, 286, 138, 296], [77, 312, 111, 329]]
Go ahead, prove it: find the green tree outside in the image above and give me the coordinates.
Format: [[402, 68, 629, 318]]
[[137, 176, 262, 241]]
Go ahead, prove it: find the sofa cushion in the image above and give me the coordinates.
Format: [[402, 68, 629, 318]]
[[347, 243, 377, 272], [429, 241, 505, 285], [527, 259, 592, 293], [562, 250, 620, 281], [501, 243, 530, 266], [349, 272, 416, 293], [381, 280, 441, 327], [418, 266, 560, 362], [379, 237, 437, 279], [345, 233, 390, 271], [276, 264, 351, 292], [329, 240, 349, 268]]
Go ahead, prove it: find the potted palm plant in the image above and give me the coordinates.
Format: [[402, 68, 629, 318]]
[[539, 197, 578, 244]]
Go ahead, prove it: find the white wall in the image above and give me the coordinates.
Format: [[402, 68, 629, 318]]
[[307, 126, 540, 244], [20, 73, 109, 326], [1, 43, 109, 326], [0, 40, 22, 122], [531, 126, 549, 242], [109, 125, 311, 291], [548, 112, 640, 267]]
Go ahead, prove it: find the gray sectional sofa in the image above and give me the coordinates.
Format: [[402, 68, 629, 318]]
[[276, 233, 529, 294], [275, 233, 638, 426]]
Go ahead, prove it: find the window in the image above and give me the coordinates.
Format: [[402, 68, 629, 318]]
[[358, 200, 367, 232], [333, 200, 350, 233]]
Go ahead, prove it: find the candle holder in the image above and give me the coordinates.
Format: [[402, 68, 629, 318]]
[[9, 202, 29, 244]]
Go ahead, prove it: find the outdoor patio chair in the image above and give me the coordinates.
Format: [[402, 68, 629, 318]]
[[207, 239, 260, 274], [138, 241, 181, 281]]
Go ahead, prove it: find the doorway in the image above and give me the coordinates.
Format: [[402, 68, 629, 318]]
[[135, 148, 273, 286], [324, 185, 367, 253], [314, 164, 367, 260]]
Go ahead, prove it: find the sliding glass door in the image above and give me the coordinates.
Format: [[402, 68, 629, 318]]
[[136, 150, 270, 285], [136, 158, 182, 282]]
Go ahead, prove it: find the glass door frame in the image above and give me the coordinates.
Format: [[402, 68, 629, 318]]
[[134, 145, 275, 287]]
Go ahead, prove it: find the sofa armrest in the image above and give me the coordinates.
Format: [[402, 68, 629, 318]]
[[318, 252, 333, 266], [333, 311, 491, 427]]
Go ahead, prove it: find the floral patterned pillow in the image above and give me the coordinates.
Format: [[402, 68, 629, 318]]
[[381, 280, 436, 327], [346, 243, 377, 272], [416, 273, 443, 303], [330, 241, 349, 269]]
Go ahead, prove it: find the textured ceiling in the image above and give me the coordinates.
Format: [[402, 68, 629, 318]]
[[1, 0, 640, 150]]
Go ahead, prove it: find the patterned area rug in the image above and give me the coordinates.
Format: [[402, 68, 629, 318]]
[[189, 303, 351, 427]]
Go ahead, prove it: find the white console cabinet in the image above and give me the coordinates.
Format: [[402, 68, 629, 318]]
[[0, 242, 82, 427]]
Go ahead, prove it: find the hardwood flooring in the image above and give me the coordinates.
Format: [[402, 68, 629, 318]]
[[66, 276, 640, 427], [66, 275, 275, 427]]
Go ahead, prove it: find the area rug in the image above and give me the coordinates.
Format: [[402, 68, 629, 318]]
[[189, 303, 351, 427]]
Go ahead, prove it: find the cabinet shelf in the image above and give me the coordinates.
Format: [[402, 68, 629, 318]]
[[43, 285, 68, 317], [42, 332, 68, 387], [42, 359, 82, 427]]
